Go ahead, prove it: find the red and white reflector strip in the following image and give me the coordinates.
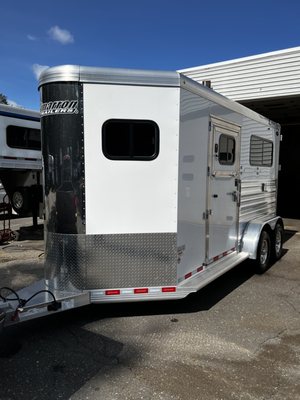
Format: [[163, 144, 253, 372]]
[[178, 265, 205, 283], [104, 287, 177, 296], [209, 247, 236, 264]]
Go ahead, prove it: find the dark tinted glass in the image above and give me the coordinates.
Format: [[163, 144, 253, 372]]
[[102, 119, 159, 160], [7, 125, 41, 150], [218, 134, 235, 165]]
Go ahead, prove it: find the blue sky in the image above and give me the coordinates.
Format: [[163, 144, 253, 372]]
[[1, 0, 300, 110]]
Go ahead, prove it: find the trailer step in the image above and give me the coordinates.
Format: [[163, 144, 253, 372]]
[[178, 251, 249, 292]]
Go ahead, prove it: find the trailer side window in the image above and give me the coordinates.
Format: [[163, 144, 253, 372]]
[[218, 134, 235, 165], [6, 125, 41, 150], [250, 135, 273, 167], [102, 119, 159, 160]]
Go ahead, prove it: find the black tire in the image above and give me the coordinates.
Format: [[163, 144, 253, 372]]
[[272, 222, 284, 261], [11, 188, 30, 216], [255, 230, 271, 274]]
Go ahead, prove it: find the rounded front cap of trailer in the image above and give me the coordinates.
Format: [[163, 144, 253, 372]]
[[38, 65, 181, 88], [39, 65, 81, 88]]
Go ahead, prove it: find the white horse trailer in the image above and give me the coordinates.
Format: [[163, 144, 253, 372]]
[[0, 104, 42, 216], [0, 65, 283, 327]]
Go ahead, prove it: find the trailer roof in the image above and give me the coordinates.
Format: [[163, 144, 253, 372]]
[[38, 65, 180, 88], [0, 103, 40, 121], [39, 65, 278, 128]]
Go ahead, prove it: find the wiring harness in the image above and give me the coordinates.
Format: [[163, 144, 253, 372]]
[[0, 286, 61, 322]]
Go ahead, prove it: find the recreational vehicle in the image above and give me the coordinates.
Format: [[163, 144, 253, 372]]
[[0, 65, 283, 326], [0, 104, 42, 216]]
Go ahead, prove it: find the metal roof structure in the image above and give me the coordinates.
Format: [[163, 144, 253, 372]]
[[179, 47, 300, 102]]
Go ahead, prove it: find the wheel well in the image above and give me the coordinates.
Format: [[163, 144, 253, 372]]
[[241, 217, 283, 259]]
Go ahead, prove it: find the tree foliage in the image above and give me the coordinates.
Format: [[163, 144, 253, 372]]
[[0, 93, 8, 105]]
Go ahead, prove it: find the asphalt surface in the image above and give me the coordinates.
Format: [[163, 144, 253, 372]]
[[0, 218, 299, 400]]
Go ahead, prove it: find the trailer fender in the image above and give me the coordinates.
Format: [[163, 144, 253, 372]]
[[240, 217, 283, 259]]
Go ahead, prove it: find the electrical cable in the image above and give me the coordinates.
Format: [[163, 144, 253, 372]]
[[0, 287, 21, 303], [0, 286, 57, 310]]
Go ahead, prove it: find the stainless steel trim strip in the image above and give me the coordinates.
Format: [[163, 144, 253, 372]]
[[39, 65, 180, 88]]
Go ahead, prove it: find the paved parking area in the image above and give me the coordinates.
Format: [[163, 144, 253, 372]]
[[0, 218, 299, 400]]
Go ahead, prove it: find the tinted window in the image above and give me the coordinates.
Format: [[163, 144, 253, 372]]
[[250, 135, 273, 167], [218, 134, 235, 165], [102, 119, 159, 160], [6, 125, 41, 150]]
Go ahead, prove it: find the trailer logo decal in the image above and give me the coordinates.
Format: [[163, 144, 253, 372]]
[[41, 100, 79, 116]]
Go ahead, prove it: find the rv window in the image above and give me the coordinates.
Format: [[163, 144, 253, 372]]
[[218, 134, 235, 165], [250, 135, 273, 167], [6, 125, 41, 150], [102, 119, 159, 160]]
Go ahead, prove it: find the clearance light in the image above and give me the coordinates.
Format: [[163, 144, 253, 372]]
[[105, 289, 120, 295], [162, 287, 176, 293]]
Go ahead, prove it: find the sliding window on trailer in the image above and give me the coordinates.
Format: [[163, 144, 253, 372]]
[[102, 119, 159, 160]]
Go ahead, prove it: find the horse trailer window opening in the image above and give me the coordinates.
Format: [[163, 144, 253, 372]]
[[102, 119, 159, 160]]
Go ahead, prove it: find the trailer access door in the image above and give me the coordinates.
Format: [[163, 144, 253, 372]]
[[207, 117, 240, 262]]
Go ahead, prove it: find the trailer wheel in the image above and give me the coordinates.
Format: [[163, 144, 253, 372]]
[[255, 230, 271, 274], [11, 188, 30, 216], [272, 222, 284, 261]]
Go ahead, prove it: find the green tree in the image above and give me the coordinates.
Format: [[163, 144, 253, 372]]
[[0, 93, 8, 105]]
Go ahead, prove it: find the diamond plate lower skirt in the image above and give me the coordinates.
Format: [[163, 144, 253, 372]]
[[45, 232, 178, 290]]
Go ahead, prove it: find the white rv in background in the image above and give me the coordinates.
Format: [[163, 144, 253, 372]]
[[0, 65, 284, 327], [0, 104, 42, 216]]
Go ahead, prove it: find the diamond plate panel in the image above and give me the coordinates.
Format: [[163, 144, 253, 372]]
[[45, 232, 177, 290]]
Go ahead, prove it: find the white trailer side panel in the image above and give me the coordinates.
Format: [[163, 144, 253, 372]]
[[83, 84, 180, 234]]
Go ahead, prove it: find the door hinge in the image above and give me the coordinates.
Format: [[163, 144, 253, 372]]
[[208, 121, 212, 131], [207, 166, 210, 176]]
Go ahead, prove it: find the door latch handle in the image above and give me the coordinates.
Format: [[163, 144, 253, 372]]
[[231, 191, 238, 202]]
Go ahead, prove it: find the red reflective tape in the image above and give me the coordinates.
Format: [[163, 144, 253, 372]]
[[162, 287, 176, 293], [184, 272, 192, 280], [197, 266, 204, 273], [105, 289, 120, 295], [134, 288, 149, 294], [4, 156, 17, 160], [213, 256, 219, 262], [222, 251, 228, 257], [24, 158, 37, 161]]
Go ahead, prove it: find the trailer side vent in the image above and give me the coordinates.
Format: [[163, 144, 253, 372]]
[[250, 135, 273, 167]]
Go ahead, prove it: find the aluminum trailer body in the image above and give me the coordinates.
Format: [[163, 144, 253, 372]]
[[0, 65, 283, 326], [0, 104, 42, 216]]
